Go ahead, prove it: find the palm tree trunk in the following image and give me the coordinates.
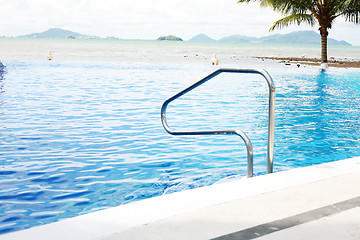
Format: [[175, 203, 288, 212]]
[[320, 27, 328, 64]]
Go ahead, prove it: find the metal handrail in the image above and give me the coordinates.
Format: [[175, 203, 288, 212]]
[[161, 68, 275, 177]]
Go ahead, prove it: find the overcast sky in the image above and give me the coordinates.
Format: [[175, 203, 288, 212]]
[[0, 0, 359, 45]]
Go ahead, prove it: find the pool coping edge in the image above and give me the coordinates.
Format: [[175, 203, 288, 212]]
[[2, 157, 360, 240]]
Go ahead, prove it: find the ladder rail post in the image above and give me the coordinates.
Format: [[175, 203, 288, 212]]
[[267, 85, 275, 174]]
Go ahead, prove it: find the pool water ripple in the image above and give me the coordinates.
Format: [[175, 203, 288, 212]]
[[0, 60, 359, 233]]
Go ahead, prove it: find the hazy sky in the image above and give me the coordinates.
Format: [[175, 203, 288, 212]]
[[0, 0, 359, 45]]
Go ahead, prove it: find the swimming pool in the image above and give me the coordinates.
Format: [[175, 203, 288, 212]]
[[0, 60, 359, 234]]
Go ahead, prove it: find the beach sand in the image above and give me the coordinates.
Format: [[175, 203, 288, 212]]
[[258, 57, 360, 68]]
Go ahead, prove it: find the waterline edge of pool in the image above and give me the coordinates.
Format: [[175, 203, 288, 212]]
[[2, 156, 360, 240]]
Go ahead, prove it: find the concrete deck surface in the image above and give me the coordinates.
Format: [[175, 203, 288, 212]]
[[2, 157, 360, 240], [104, 169, 360, 240]]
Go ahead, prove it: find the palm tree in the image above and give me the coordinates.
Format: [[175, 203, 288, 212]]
[[238, 0, 360, 67]]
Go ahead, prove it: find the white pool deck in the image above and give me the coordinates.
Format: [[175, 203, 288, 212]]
[[2, 157, 360, 240]]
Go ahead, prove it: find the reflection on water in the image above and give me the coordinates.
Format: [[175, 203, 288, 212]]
[[0, 61, 4, 81], [0, 62, 5, 127]]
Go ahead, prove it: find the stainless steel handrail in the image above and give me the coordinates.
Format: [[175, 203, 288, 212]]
[[161, 68, 275, 177]]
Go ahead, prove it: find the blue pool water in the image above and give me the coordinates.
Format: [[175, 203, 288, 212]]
[[0, 60, 359, 234]]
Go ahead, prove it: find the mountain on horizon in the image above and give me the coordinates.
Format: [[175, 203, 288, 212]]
[[189, 31, 351, 46], [16, 28, 351, 46], [218, 35, 258, 43], [258, 31, 350, 46], [188, 34, 216, 42], [17, 28, 100, 39]]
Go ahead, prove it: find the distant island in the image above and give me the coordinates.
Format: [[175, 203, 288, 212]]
[[157, 35, 183, 41], [189, 31, 351, 46], [15, 28, 351, 46], [188, 34, 216, 42], [17, 28, 101, 39]]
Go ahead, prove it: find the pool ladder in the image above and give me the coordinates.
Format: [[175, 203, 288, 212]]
[[161, 68, 275, 178]]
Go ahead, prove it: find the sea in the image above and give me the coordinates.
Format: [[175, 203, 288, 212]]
[[0, 38, 360, 65]]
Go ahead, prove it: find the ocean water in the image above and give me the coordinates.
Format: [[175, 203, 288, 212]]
[[0, 39, 359, 234], [1, 38, 360, 64]]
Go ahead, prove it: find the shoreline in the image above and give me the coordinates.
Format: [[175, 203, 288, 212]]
[[257, 56, 360, 68]]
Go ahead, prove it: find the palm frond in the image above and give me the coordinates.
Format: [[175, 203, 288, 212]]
[[269, 13, 316, 31], [238, 0, 360, 25], [343, 12, 360, 24], [331, 0, 356, 15], [339, 0, 360, 24]]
